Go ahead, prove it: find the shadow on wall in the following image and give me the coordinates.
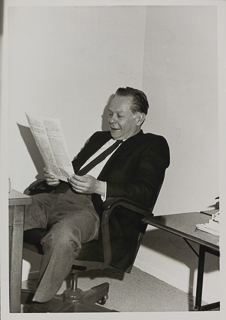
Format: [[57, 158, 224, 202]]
[[17, 94, 113, 188], [17, 124, 45, 182], [141, 228, 219, 309], [101, 94, 114, 131]]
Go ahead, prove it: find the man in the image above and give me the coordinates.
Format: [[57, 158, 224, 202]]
[[24, 87, 170, 312]]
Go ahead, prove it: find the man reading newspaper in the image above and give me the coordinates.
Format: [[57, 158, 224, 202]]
[[24, 87, 170, 313]]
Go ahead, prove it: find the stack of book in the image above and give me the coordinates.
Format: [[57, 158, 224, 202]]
[[196, 211, 220, 236]]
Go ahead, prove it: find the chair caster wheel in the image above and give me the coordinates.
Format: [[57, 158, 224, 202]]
[[97, 294, 108, 305]]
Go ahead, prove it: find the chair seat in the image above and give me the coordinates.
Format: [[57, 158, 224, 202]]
[[23, 228, 47, 254], [23, 228, 103, 266]]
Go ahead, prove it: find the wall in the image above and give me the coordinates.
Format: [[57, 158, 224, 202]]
[[143, 6, 218, 214], [8, 6, 147, 193], [136, 6, 220, 303], [6, 5, 220, 304]]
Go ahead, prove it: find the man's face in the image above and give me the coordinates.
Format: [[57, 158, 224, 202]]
[[108, 95, 143, 140]]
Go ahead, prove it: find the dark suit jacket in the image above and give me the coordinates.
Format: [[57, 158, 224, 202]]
[[58, 130, 170, 270]]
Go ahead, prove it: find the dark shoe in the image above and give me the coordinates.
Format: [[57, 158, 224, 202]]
[[29, 300, 51, 313]]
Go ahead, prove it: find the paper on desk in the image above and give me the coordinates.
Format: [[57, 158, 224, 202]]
[[26, 113, 74, 182], [196, 219, 219, 236]]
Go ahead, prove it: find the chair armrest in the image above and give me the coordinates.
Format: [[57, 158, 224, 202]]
[[100, 197, 153, 267], [28, 179, 46, 190], [27, 179, 56, 194], [102, 197, 152, 217]]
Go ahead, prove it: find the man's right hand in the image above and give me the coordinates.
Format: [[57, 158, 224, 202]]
[[43, 167, 60, 186]]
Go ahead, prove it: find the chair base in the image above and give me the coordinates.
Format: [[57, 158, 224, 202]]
[[21, 282, 117, 313]]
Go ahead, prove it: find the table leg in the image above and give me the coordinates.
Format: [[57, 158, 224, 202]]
[[195, 245, 205, 311], [9, 205, 25, 313], [195, 245, 220, 311]]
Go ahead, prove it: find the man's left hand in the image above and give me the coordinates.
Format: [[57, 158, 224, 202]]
[[68, 174, 105, 197]]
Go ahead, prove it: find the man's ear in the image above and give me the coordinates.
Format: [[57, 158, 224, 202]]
[[136, 112, 146, 126]]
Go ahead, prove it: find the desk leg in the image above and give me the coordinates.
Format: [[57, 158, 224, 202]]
[[194, 245, 220, 311], [9, 205, 24, 313], [195, 245, 205, 311]]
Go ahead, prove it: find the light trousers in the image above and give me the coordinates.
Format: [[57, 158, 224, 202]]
[[24, 188, 100, 302]]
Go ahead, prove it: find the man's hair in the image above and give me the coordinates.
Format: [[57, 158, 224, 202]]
[[115, 87, 149, 115]]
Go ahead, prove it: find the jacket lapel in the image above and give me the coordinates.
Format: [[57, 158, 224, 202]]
[[98, 130, 143, 178]]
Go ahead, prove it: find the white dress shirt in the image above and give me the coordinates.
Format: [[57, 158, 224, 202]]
[[79, 139, 122, 200]]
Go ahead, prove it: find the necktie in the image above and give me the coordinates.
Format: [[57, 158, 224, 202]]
[[77, 140, 122, 176]]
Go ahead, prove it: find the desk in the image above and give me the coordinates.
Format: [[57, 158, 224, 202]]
[[9, 189, 32, 313], [143, 211, 220, 311]]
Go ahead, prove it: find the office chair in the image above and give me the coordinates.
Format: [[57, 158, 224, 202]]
[[22, 179, 154, 313]]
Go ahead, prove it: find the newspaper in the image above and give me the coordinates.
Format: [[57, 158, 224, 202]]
[[26, 113, 74, 182]]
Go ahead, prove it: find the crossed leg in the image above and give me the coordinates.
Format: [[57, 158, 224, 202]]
[[24, 190, 100, 303]]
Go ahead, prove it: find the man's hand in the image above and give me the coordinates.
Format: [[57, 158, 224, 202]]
[[68, 174, 105, 197], [43, 167, 60, 187]]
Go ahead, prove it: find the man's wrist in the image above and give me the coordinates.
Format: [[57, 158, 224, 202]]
[[96, 180, 106, 198]]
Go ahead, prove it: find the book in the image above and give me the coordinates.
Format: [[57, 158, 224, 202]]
[[26, 113, 74, 182], [196, 216, 220, 236]]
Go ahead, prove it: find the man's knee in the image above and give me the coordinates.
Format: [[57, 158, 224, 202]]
[[40, 221, 82, 254], [24, 193, 58, 230]]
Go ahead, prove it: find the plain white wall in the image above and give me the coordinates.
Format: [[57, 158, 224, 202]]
[[142, 6, 218, 214], [7, 5, 220, 304]]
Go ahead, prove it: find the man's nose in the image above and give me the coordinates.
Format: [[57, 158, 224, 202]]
[[109, 114, 117, 123]]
